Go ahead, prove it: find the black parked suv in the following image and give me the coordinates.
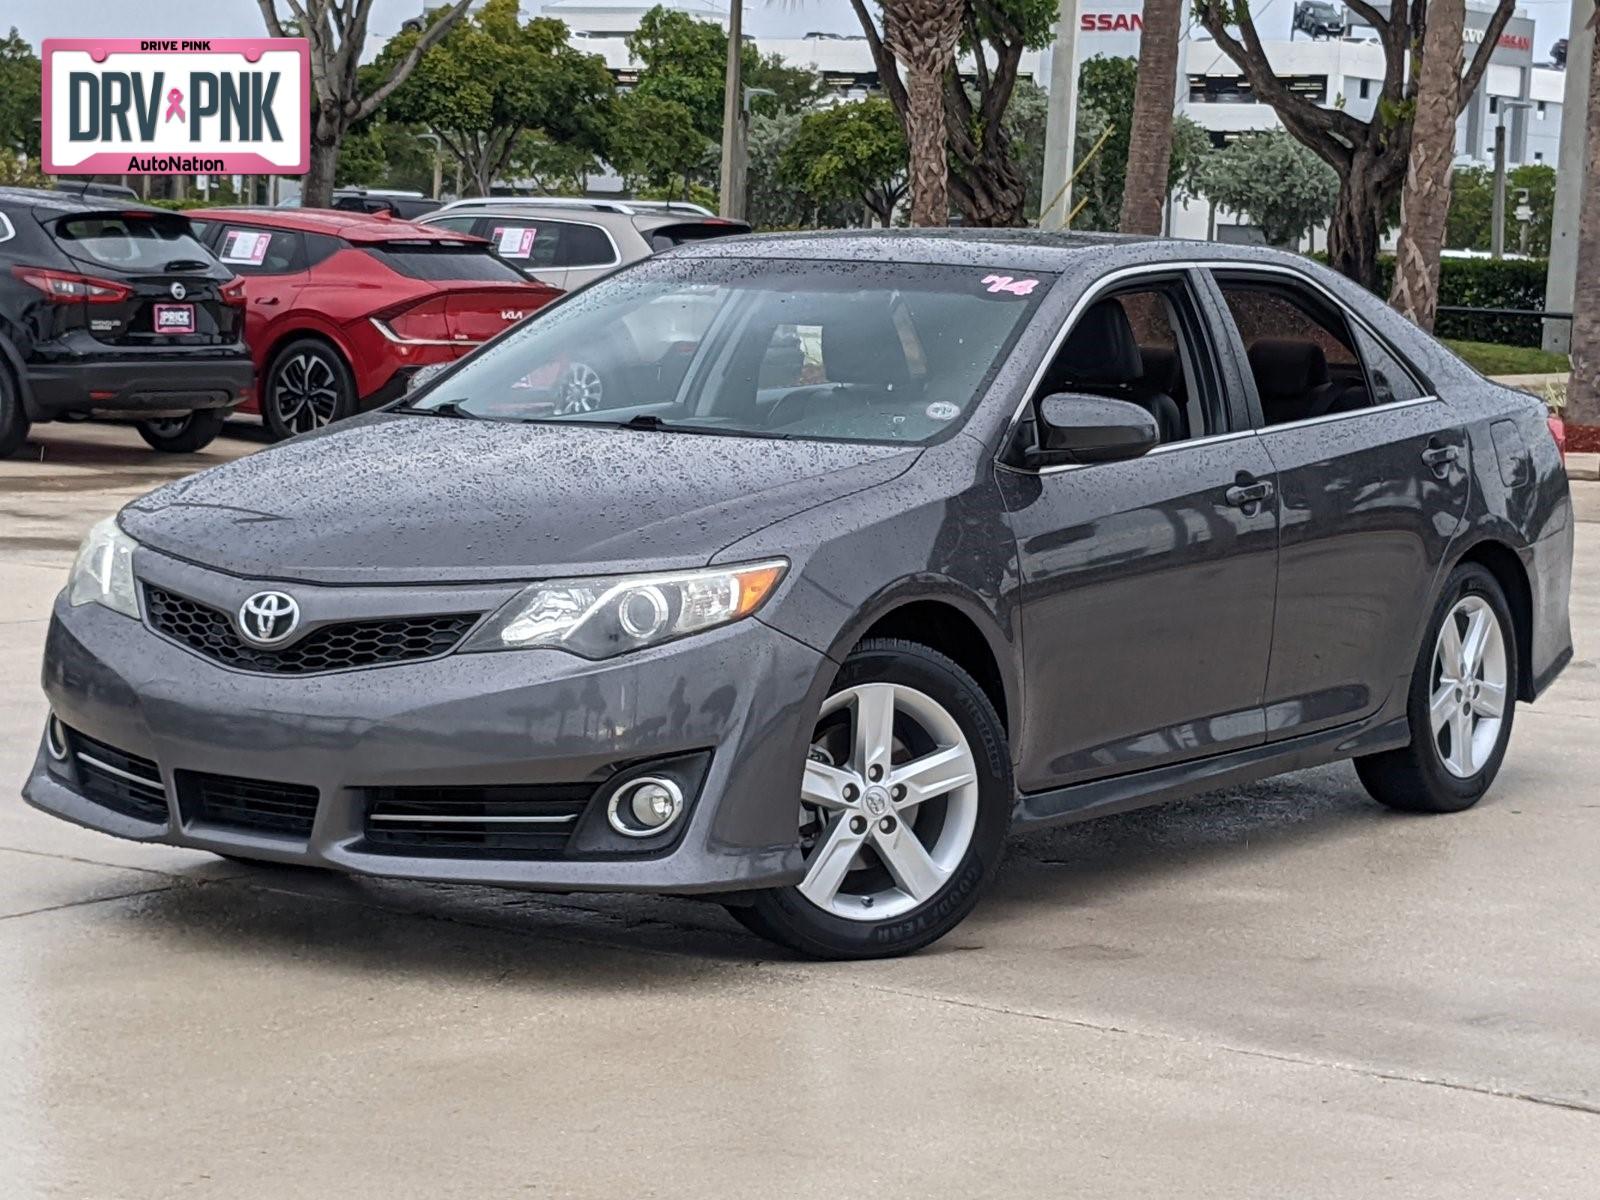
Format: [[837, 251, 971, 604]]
[[0, 187, 253, 457], [1293, 0, 1346, 38]]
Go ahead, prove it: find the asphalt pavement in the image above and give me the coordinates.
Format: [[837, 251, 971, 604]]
[[2, 422, 1597, 1198]]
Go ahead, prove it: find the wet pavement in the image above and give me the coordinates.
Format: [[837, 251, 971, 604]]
[[3, 422, 1598, 1198]]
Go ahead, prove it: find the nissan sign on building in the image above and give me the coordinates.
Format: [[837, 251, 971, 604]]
[[42, 38, 310, 175]]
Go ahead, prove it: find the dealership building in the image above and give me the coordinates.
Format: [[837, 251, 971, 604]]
[[536, 0, 1567, 242]]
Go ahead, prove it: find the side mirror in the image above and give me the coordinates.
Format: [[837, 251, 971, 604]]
[[1035, 393, 1159, 464]]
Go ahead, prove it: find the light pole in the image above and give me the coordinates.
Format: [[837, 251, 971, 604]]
[[1038, 0, 1081, 230], [1491, 98, 1532, 259], [418, 132, 443, 200], [718, 1, 744, 219]]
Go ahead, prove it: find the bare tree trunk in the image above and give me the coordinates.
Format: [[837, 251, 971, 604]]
[[1119, 0, 1183, 235], [1568, 10, 1600, 434], [1390, 0, 1467, 329], [302, 113, 341, 208], [905, 64, 949, 226]]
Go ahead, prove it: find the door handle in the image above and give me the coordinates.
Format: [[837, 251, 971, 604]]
[[1421, 442, 1459, 472], [255, 296, 280, 307], [1225, 478, 1275, 508]]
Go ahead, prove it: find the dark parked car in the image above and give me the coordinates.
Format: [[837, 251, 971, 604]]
[[24, 232, 1573, 959], [0, 187, 252, 456], [1294, 0, 1346, 38]]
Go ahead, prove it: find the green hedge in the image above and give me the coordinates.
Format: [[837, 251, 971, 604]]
[[1371, 256, 1551, 347]]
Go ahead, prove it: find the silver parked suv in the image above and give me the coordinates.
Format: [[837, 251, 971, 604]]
[[421, 198, 751, 291]]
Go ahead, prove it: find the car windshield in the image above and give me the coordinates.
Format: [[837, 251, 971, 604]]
[[403, 257, 1050, 444]]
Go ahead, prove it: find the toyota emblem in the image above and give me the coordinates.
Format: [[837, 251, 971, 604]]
[[169, 282, 187, 300], [238, 591, 300, 646]]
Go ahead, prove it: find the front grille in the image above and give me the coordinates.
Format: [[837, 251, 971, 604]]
[[144, 586, 479, 675], [177, 771, 320, 839], [362, 784, 594, 858], [67, 728, 168, 823]]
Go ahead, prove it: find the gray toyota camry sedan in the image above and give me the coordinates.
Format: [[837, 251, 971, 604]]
[[24, 231, 1573, 958]]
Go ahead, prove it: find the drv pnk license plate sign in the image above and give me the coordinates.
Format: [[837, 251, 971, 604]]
[[42, 39, 309, 175]]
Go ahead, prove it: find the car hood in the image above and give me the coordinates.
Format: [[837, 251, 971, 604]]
[[120, 415, 921, 584]]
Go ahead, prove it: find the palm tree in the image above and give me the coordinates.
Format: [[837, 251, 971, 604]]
[[881, 0, 964, 226], [1390, 0, 1468, 330], [1569, 6, 1600, 442], [1119, 0, 1184, 234]]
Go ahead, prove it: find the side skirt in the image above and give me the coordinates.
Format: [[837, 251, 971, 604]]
[[1011, 715, 1413, 832]]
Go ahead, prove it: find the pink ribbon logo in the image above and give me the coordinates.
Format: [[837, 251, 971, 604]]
[[164, 88, 185, 123]]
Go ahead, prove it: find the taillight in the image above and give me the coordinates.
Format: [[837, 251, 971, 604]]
[[1547, 412, 1567, 461], [220, 277, 248, 307], [12, 265, 133, 304], [374, 295, 454, 344]]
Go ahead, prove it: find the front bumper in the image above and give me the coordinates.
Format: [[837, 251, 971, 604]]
[[26, 354, 254, 420], [24, 585, 829, 894]]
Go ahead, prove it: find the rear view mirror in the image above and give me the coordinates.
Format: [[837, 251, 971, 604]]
[[1036, 393, 1158, 464]]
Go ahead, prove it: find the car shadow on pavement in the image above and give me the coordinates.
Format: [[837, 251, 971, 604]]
[[103, 762, 1394, 977], [982, 761, 1392, 919]]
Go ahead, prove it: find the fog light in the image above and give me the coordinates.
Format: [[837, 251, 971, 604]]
[[606, 776, 685, 838], [45, 715, 69, 762]]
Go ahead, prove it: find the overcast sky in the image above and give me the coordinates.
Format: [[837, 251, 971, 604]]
[[5, 0, 1579, 56]]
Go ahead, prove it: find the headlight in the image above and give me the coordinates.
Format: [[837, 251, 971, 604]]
[[67, 516, 140, 619], [463, 559, 787, 658]]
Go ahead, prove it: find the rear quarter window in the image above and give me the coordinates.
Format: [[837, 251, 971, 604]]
[[363, 243, 527, 282]]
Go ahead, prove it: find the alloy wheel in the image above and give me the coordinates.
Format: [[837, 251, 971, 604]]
[[797, 682, 979, 920], [273, 352, 342, 434], [141, 417, 190, 438], [556, 362, 604, 414], [1430, 594, 1509, 779]]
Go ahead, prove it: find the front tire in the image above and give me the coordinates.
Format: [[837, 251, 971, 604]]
[[730, 638, 1012, 959], [263, 338, 356, 440], [136, 410, 226, 453], [1355, 563, 1517, 814]]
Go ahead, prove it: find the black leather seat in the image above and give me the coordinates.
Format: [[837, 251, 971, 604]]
[[1246, 339, 1356, 424], [1135, 345, 1188, 440], [1039, 299, 1184, 443]]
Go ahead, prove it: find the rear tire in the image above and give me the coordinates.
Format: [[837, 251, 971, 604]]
[[0, 366, 29, 459], [262, 338, 357, 441], [1355, 563, 1517, 814], [136, 410, 226, 453], [730, 638, 1012, 959]]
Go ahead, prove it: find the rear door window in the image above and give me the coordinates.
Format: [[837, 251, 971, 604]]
[[212, 225, 306, 274], [49, 212, 215, 274], [364, 242, 527, 282], [479, 218, 557, 268], [1213, 278, 1377, 426]]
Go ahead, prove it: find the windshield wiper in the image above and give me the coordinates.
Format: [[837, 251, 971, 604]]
[[394, 399, 480, 419]]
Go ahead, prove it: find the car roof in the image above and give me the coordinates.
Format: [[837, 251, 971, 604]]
[[193, 206, 486, 244], [0, 185, 164, 214], [666, 228, 1321, 273]]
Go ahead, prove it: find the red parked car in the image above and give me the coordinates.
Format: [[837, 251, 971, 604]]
[[187, 209, 559, 439]]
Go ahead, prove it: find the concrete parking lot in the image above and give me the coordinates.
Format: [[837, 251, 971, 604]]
[[3, 422, 1598, 1198]]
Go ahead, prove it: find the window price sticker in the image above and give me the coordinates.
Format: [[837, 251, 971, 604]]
[[220, 229, 272, 265], [494, 226, 537, 259]]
